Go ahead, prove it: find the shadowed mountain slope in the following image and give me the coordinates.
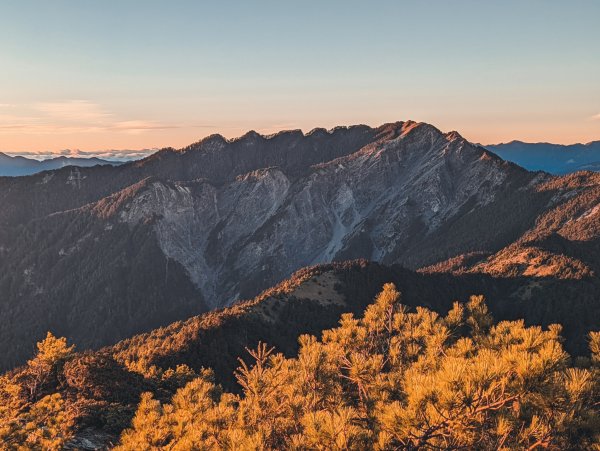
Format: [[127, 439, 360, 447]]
[[2, 259, 600, 448]]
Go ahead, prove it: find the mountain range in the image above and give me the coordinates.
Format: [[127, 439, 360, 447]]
[[487, 140, 600, 174], [0, 152, 118, 176], [2, 139, 598, 178], [1, 120, 600, 374], [1, 120, 600, 447]]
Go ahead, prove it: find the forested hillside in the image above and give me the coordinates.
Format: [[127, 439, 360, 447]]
[[1, 283, 599, 449]]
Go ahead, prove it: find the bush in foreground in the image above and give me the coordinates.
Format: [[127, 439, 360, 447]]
[[118, 284, 600, 450]]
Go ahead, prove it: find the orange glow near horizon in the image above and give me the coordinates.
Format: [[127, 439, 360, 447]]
[[1, 118, 599, 157], [1, 2, 598, 156]]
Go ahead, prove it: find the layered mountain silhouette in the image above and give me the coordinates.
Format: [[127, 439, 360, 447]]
[[0, 152, 118, 176], [1, 120, 599, 373], [488, 140, 600, 174]]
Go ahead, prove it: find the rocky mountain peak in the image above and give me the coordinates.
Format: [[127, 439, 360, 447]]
[[196, 133, 228, 149], [0, 120, 576, 371]]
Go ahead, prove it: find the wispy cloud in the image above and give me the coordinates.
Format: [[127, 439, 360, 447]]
[[111, 120, 181, 134], [591, 113, 600, 121], [0, 100, 184, 135], [34, 100, 112, 123]]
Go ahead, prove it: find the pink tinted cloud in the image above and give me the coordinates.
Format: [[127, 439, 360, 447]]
[[0, 101, 182, 135]]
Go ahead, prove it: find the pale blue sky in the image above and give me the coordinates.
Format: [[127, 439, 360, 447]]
[[1, 0, 599, 154]]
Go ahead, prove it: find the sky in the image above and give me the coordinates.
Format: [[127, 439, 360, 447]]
[[1, 0, 599, 157]]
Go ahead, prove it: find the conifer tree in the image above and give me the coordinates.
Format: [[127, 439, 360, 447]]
[[117, 284, 600, 450]]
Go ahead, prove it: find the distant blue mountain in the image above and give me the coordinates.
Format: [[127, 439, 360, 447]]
[[0, 153, 120, 176], [5, 140, 600, 177], [486, 141, 600, 174]]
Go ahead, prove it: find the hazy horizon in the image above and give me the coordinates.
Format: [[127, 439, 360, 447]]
[[2, 120, 600, 162]]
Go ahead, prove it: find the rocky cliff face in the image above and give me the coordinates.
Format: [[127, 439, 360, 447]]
[[1, 120, 596, 369], [105, 122, 545, 308]]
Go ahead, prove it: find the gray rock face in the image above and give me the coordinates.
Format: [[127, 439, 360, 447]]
[[114, 122, 540, 308]]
